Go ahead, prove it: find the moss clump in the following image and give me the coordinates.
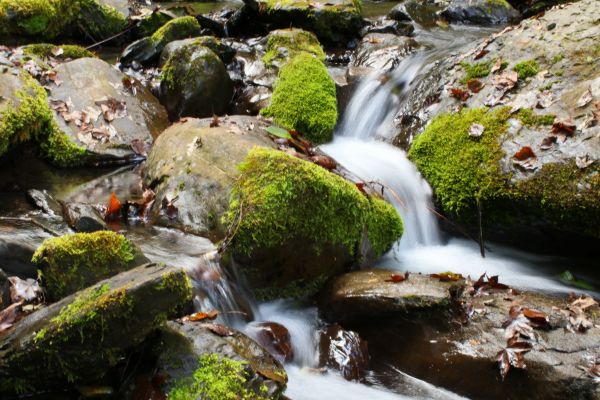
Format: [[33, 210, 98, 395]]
[[409, 107, 511, 215], [32, 231, 136, 300], [150, 16, 201, 47], [224, 148, 403, 258], [517, 109, 555, 127], [0, 73, 87, 165], [261, 53, 337, 144], [161, 45, 221, 91], [513, 59, 539, 80], [168, 354, 272, 400], [135, 10, 172, 38], [263, 29, 326, 67], [23, 43, 95, 60], [459, 61, 492, 83], [0, 0, 126, 40]]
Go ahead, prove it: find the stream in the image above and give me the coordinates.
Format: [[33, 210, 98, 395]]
[[1, 3, 598, 399]]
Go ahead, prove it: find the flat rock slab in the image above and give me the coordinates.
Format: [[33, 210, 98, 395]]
[[50, 58, 169, 163], [0, 263, 191, 394], [321, 269, 456, 322]]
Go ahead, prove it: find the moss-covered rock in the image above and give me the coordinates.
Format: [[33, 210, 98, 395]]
[[262, 28, 325, 68], [0, 263, 192, 395], [159, 36, 236, 66], [157, 321, 286, 400], [159, 44, 233, 120], [223, 148, 403, 300], [261, 53, 337, 144], [120, 16, 202, 67], [22, 43, 95, 60], [0, 71, 88, 165], [440, 0, 520, 25], [251, 0, 364, 45], [32, 231, 149, 301], [0, 0, 127, 41]]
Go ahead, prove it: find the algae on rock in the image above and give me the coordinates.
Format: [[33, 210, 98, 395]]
[[263, 28, 326, 67]]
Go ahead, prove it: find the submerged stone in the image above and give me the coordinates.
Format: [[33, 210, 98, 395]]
[[0, 263, 192, 395], [223, 149, 403, 301], [32, 231, 149, 301]]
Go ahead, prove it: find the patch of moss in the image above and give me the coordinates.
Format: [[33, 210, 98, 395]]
[[23, 43, 95, 60], [253, 274, 329, 301], [513, 59, 539, 80], [78, 0, 128, 40], [517, 109, 555, 127], [32, 231, 136, 300], [168, 354, 272, 400], [459, 61, 492, 83], [0, 73, 88, 165], [263, 29, 325, 67], [135, 10, 172, 38], [223, 148, 403, 257], [150, 16, 202, 47], [409, 107, 512, 215], [261, 52, 337, 144], [161, 45, 223, 93]]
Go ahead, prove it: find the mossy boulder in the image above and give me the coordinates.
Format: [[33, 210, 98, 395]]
[[22, 43, 95, 60], [403, 0, 600, 252], [47, 57, 169, 165], [119, 16, 202, 67], [0, 263, 192, 395], [32, 231, 149, 301], [157, 321, 287, 399], [143, 116, 276, 237], [0, 71, 89, 165], [159, 36, 236, 66], [0, 0, 128, 41], [223, 148, 403, 301], [159, 44, 233, 121], [262, 28, 325, 68], [440, 0, 520, 25], [351, 33, 419, 74], [249, 0, 364, 45], [261, 53, 337, 144]]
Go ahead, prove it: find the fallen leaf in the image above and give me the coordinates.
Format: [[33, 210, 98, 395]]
[[355, 182, 367, 194], [210, 114, 220, 128], [522, 308, 549, 328], [51, 47, 64, 57], [467, 79, 484, 93], [552, 117, 576, 136], [469, 123, 484, 137], [540, 135, 556, 150], [474, 49, 489, 60], [185, 310, 219, 322], [203, 322, 234, 337], [106, 192, 122, 219], [386, 273, 407, 283], [8, 277, 42, 304], [575, 154, 594, 169], [450, 87, 469, 101], [576, 88, 593, 108], [310, 155, 336, 170], [266, 125, 292, 140], [513, 146, 536, 161], [491, 58, 503, 74], [0, 301, 23, 333], [430, 272, 463, 282], [161, 196, 178, 220]]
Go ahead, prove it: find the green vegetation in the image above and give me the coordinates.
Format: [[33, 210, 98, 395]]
[[23, 43, 95, 60], [459, 61, 492, 83], [513, 59, 539, 80], [161, 45, 221, 91], [263, 29, 325, 67], [224, 148, 403, 257], [168, 354, 273, 400], [32, 231, 136, 300], [150, 16, 201, 46], [261, 53, 337, 144], [517, 109, 555, 127], [0, 73, 88, 165]]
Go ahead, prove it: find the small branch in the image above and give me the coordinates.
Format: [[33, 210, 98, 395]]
[[85, 24, 135, 51]]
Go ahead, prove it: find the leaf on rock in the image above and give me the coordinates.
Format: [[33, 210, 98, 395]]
[[491, 58, 504, 74], [450, 87, 469, 101], [386, 273, 408, 283], [95, 96, 127, 122], [203, 322, 234, 337], [106, 192, 122, 219], [540, 135, 556, 150], [210, 114, 220, 128], [131, 139, 151, 157], [576, 88, 593, 108], [185, 310, 219, 322], [161, 196, 179, 220], [522, 308, 549, 328], [552, 117, 576, 136], [467, 79, 484, 93], [51, 47, 64, 57], [266, 125, 293, 139], [430, 272, 463, 282], [512, 146, 537, 170], [310, 155, 336, 170], [474, 49, 489, 60]]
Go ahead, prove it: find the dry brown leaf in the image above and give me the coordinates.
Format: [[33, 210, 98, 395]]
[[185, 310, 219, 322], [576, 88, 593, 108], [467, 79, 484, 93], [540, 135, 557, 150], [203, 322, 234, 337]]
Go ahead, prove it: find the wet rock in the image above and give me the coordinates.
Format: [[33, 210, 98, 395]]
[[244, 0, 364, 45], [32, 231, 149, 301], [319, 324, 369, 381], [159, 36, 236, 66], [120, 16, 202, 67], [132, 8, 174, 38], [363, 18, 415, 37], [156, 320, 287, 398], [26, 189, 63, 216], [48, 58, 169, 165], [400, 0, 448, 27], [320, 269, 454, 322], [329, 66, 354, 120], [231, 85, 272, 115], [0, 269, 9, 311], [0, 263, 192, 395], [441, 0, 520, 25], [246, 321, 294, 363], [0, 218, 54, 278], [62, 203, 107, 233], [351, 33, 420, 74], [143, 116, 275, 237], [262, 28, 325, 69], [159, 44, 233, 120], [222, 149, 403, 301], [0, 0, 128, 41], [388, 4, 412, 22], [406, 0, 600, 253]]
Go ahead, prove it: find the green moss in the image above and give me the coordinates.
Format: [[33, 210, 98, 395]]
[[517, 109, 555, 127], [32, 231, 136, 300], [0, 73, 87, 165], [161, 45, 221, 91], [551, 54, 564, 64], [150, 16, 201, 46], [168, 354, 272, 400], [224, 148, 403, 257], [135, 10, 172, 38], [513, 59, 539, 80], [409, 107, 511, 215], [459, 61, 492, 83], [78, 0, 127, 40], [263, 29, 325, 67], [261, 52, 337, 144], [23, 43, 95, 60]]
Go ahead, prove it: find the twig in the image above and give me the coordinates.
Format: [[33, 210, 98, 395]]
[[85, 24, 135, 51]]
